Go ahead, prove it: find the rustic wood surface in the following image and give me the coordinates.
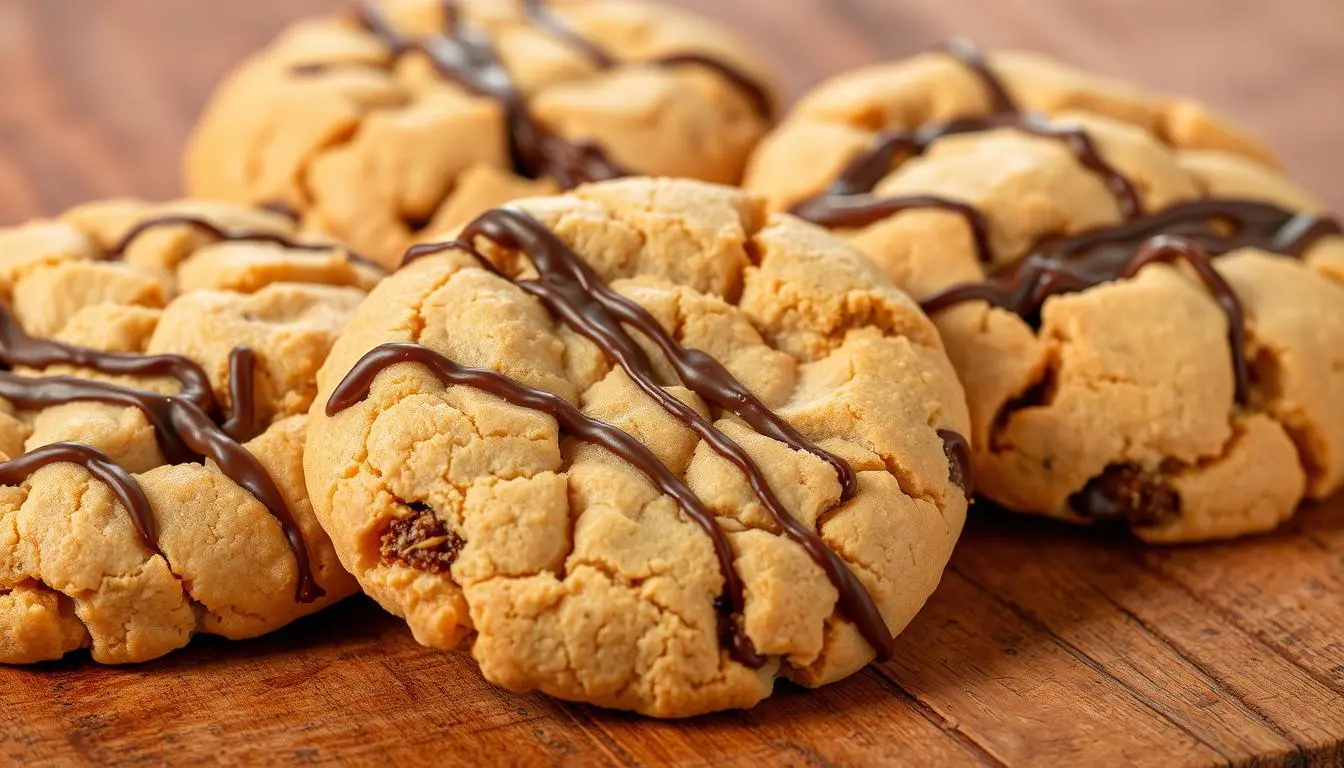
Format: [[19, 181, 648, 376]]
[[1, 1, 1343, 766]]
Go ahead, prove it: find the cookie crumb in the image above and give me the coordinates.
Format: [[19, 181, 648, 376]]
[[381, 504, 464, 574]]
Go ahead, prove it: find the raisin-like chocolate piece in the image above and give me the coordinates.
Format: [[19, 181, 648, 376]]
[[939, 429, 974, 497], [380, 504, 464, 574], [1069, 465, 1180, 528]]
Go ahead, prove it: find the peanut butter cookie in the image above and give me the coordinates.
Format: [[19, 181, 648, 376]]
[[186, 0, 776, 270], [745, 42, 1344, 542], [0, 200, 374, 664], [305, 178, 971, 716]]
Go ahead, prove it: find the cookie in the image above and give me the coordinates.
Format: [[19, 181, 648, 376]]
[[744, 42, 1344, 542], [185, 0, 776, 271], [305, 178, 971, 716], [0, 200, 375, 664]]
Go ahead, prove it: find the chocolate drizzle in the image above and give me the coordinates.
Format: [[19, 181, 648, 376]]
[[356, 0, 627, 187], [328, 208, 972, 664], [0, 370, 321, 602], [920, 201, 1343, 404], [106, 213, 381, 271], [944, 38, 1018, 114], [331, 342, 768, 664], [0, 296, 318, 601], [0, 442, 158, 549], [791, 40, 1344, 409], [790, 41, 1143, 259], [0, 304, 263, 443], [790, 112, 1142, 258], [519, 0, 773, 120], [221, 346, 263, 443], [302, 0, 769, 189]]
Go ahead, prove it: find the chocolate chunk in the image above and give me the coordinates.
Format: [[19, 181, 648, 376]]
[[381, 504, 464, 575], [938, 429, 973, 496], [1069, 465, 1180, 528]]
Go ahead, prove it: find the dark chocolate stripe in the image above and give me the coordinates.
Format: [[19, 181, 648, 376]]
[[308, 1, 769, 188], [221, 346, 262, 443], [106, 213, 381, 271], [327, 341, 765, 667], [944, 38, 1018, 115], [791, 113, 1143, 259], [921, 201, 1342, 405], [356, 0, 626, 188], [389, 208, 939, 662], [1120, 237, 1250, 404], [791, 40, 1143, 259], [0, 303, 215, 413], [521, 0, 773, 119], [0, 442, 158, 550], [0, 371, 322, 602], [0, 303, 261, 442]]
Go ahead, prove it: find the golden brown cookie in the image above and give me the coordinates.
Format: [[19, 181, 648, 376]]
[[0, 200, 373, 664], [185, 0, 777, 270], [305, 178, 971, 716], [744, 42, 1344, 542]]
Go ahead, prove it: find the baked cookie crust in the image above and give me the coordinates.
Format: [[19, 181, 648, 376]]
[[305, 178, 971, 716], [186, 0, 776, 270], [745, 43, 1344, 542]]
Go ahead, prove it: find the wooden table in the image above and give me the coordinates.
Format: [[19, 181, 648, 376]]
[[2, 1, 1342, 766]]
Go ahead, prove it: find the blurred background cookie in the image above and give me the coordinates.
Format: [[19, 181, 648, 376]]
[[746, 44, 1344, 542], [184, 0, 777, 269]]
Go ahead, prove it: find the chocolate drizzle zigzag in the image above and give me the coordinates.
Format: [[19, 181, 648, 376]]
[[107, 212, 382, 272], [0, 212, 338, 602], [0, 442, 159, 549], [297, 0, 770, 189], [0, 369, 322, 603], [333, 207, 974, 664], [792, 40, 1344, 408], [790, 41, 1141, 256]]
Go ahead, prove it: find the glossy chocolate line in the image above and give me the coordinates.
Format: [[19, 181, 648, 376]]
[[106, 213, 381, 271], [221, 346, 262, 443], [357, 0, 626, 188], [400, 209, 906, 661], [0, 303, 214, 413], [0, 442, 158, 550], [790, 113, 1142, 260], [0, 371, 322, 602], [921, 199, 1342, 320], [1121, 237, 1250, 403], [1038, 198, 1343, 261], [924, 234, 1257, 403], [327, 341, 765, 667], [456, 209, 860, 502], [944, 38, 1018, 115], [791, 40, 1144, 258], [520, 0, 773, 119], [0, 303, 262, 438]]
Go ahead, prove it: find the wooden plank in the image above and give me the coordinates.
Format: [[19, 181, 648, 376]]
[[564, 668, 990, 768], [0, 600, 614, 767], [879, 572, 1223, 767], [1140, 503, 1344, 700], [953, 509, 1344, 764]]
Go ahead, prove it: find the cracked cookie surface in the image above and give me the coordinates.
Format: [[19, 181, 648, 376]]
[[0, 200, 369, 664], [744, 46, 1344, 542], [305, 178, 970, 716], [186, 0, 776, 271]]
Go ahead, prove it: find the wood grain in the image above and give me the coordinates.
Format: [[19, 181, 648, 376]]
[[1, 1, 1343, 766]]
